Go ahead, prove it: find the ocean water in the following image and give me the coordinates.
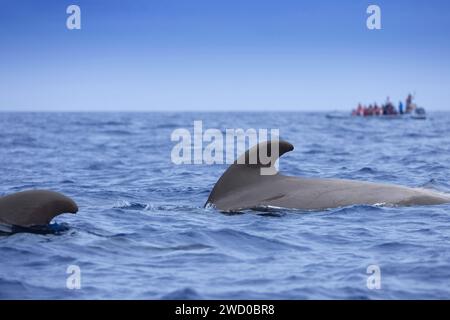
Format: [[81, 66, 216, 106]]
[[1, 112, 450, 299]]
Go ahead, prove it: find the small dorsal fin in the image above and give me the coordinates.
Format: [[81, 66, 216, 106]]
[[235, 140, 294, 167], [0, 190, 78, 227], [205, 140, 294, 207]]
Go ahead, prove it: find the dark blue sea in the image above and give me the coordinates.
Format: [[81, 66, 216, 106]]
[[1, 112, 450, 299]]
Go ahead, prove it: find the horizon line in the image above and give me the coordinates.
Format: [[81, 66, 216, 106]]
[[1, 109, 450, 113]]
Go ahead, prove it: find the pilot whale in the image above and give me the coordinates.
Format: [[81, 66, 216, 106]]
[[205, 140, 450, 212], [0, 190, 78, 227]]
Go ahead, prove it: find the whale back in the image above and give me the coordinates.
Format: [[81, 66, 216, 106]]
[[206, 140, 450, 211], [0, 190, 78, 227]]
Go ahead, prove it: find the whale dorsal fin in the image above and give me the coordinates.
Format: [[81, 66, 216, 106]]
[[0, 190, 78, 227], [205, 140, 294, 207]]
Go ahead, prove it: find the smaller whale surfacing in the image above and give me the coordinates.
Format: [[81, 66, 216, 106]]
[[0, 190, 78, 230]]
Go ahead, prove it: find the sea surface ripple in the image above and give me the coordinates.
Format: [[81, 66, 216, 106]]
[[1, 112, 450, 299]]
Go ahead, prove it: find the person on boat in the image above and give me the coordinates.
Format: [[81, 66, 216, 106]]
[[399, 101, 404, 114], [385, 96, 391, 107], [378, 103, 383, 115], [356, 103, 363, 116], [373, 103, 381, 116], [406, 93, 412, 106], [385, 96, 398, 115], [352, 104, 361, 116], [405, 93, 415, 113]]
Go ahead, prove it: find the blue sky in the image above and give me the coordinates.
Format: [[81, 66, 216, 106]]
[[1, 0, 449, 111]]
